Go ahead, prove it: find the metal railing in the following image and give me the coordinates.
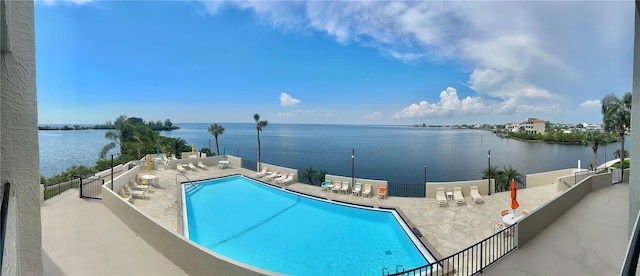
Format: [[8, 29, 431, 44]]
[[387, 223, 517, 276], [621, 210, 640, 275], [0, 182, 11, 270], [43, 176, 81, 200], [388, 183, 426, 198]]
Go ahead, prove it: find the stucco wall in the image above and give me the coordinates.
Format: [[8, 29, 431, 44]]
[[1, 197, 17, 275], [0, 1, 42, 273], [102, 185, 268, 275], [518, 172, 613, 247], [426, 179, 494, 198], [631, 0, 640, 234], [526, 168, 578, 188]]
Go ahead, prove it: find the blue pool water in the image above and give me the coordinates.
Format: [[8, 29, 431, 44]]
[[183, 175, 435, 275]]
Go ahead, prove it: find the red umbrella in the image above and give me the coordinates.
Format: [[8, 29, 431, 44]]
[[510, 179, 520, 211]]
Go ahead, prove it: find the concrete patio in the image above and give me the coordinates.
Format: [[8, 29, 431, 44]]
[[41, 163, 628, 275]]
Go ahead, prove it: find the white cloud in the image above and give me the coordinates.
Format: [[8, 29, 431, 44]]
[[364, 112, 382, 119], [394, 87, 556, 118], [280, 92, 300, 107], [579, 100, 601, 110]]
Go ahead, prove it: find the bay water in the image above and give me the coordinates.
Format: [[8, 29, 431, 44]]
[[39, 123, 629, 185]]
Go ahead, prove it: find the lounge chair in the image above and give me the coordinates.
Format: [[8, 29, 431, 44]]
[[277, 174, 295, 185], [176, 164, 187, 173], [332, 181, 342, 193], [340, 181, 350, 194], [264, 172, 281, 181], [130, 179, 150, 191], [273, 173, 290, 183], [352, 182, 362, 196], [453, 186, 465, 205], [197, 161, 208, 169], [378, 186, 387, 199], [436, 187, 448, 207], [321, 180, 332, 191], [470, 186, 484, 203], [500, 209, 509, 217], [126, 187, 149, 199], [188, 162, 198, 170], [170, 153, 178, 160], [361, 183, 372, 197], [254, 168, 268, 178]]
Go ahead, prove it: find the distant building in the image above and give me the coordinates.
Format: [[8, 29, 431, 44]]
[[523, 118, 546, 135], [505, 122, 520, 132]]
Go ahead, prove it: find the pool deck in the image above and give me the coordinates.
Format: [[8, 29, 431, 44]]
[[132, 165, 562, 258], [43, 164, 628, 275]]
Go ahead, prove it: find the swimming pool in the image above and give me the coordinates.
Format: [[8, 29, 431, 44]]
[[183, 175, 435, 275]]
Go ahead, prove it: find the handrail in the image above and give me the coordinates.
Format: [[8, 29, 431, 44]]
[[0, 182, 11, 269], [388, 223, 517, 276], [621, 210, 640, 275]]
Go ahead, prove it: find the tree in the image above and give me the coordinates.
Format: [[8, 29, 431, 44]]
[[316, 169, 328, 184], [99, 115, 130, 164], [208, 123, 225, 156], [602, 92, 632, 176], [501, 166, 523, 192], [164, 119, 172, 127], [614, 149, 629, 159], [582, 131, 607, 171], [254, 114, 268, 171], [302, 166, 317, 185]]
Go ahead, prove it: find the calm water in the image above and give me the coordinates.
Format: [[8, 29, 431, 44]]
[[185, 175, 432, 275], [40, 123, 629, 183]]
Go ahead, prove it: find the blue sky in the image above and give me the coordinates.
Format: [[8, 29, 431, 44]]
[[36, 0, 634, 125]]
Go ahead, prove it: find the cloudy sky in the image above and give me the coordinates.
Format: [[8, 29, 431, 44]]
[[36, 0, 634, 125]]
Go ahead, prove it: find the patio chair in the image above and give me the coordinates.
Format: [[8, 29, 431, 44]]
[[470, 186, 484, 203], [273, 173, 290, 183], [332, 181, 342, 193], [361, 183, 372, 197], [340, 181, 350, 194], [352, 182, 362, 196], [321, 180, 332, 191], [197, 161, 208, 170], [500, 209, 509, 217], [254, 168, 268, 178], [277, 174, 295, 185], [170, 153, 178, 160], [453, 186, 465, 205], [378, 186, 387, 199], [130, 179, 150, 191], [264, 172, 281, 181], [176, 164, 187, 173], [436, 187, 448, 207], [188, 162, 198, 170], [126, 186, 149, 200]]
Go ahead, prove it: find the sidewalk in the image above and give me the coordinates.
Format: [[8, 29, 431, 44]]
[[41, 189, 187, 275]]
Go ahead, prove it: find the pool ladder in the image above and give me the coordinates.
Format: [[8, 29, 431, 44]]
[[381, 265, 404, 275], [176, 174, 197, 191]]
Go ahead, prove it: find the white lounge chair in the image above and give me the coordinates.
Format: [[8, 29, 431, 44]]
[[188, 162, 198, 170], [340, 181, 350, 194], [126, 187, 149, 199], [470, 186, 484, 203], [454, 186, 465, 205], [277, 174, 295, 185], [176, 164, 187, 173], [332, 181, 342, 193], [361, 183, 372, 197], [436, 187, 448, 207], [170, 153, 178, 160], [197, 161, 208, 169], [352, 182, 362, 196], [264, 172, 281, 181], [130, 179, 150, 191], [273, 173, 290, 183], [254, 168, 268, 178]]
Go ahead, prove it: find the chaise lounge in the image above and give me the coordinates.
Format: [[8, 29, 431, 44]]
[[453, 186, 465, 205], [378, 186, 387, 199], [470, 186, 484, 203], [436, 187, 448, 207]]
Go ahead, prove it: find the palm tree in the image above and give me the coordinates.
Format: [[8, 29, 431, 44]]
[[207, 123, 225, 156], [582, 131, 606, 171], [601, 92, 632, 176], [316, 169, 328, 185], [99, 115, 130, 164], [614, 149, 629, 159], [302, 166, 317, 185], [502, 166, 523, 192], [254, 114, 268, 171], [482, 166, 500, 193]]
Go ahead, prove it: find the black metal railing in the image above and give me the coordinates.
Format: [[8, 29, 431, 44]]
[[0, 182, 11, 270], [621, 210, 640, 275], [43, 176, 82, 200], [387, 223, 517, 276], [388, 183, 426, 197], [241, 159, 258, 171]]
